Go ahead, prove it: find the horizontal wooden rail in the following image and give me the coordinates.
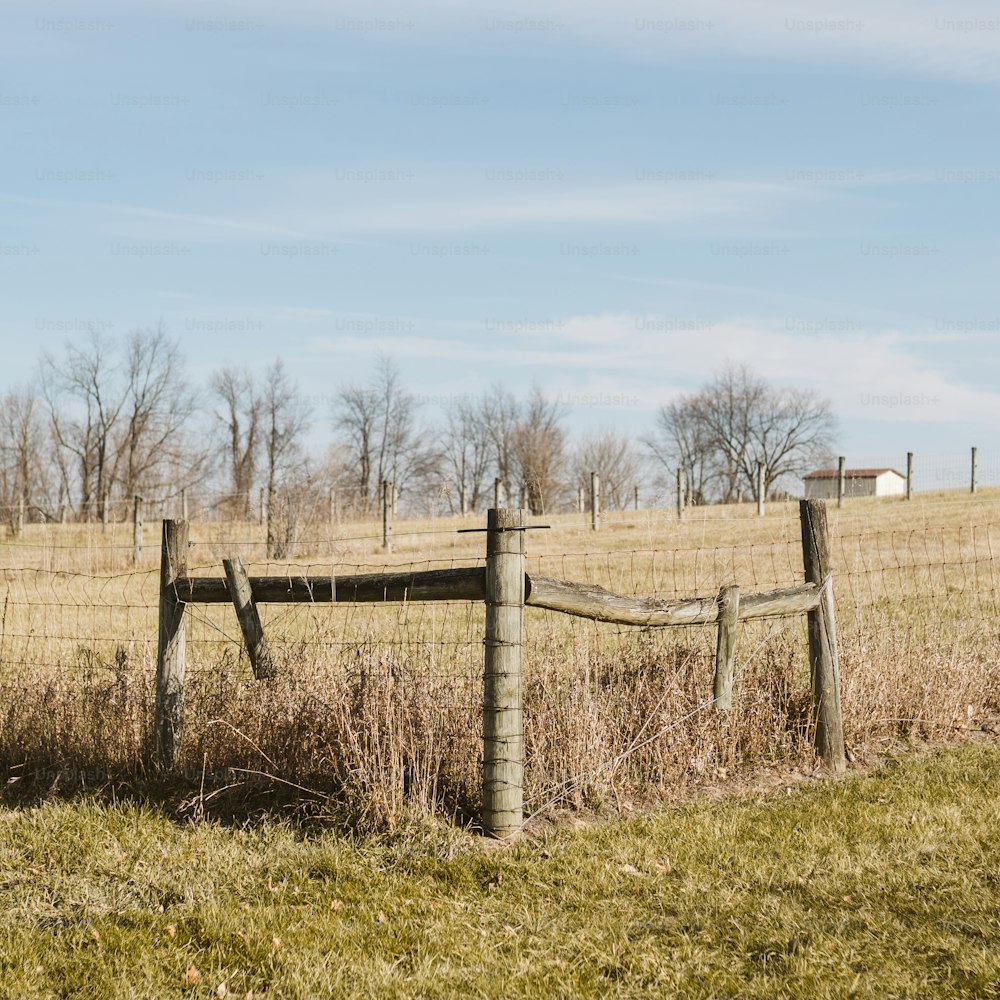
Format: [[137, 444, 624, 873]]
[[524, 576, 821, 625], [176, 566, 487, 604], [174, 566, 819, 626]]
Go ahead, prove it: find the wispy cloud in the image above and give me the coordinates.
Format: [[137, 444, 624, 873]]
[[313, 311, 1000, 427], [42, 0, 1000, 82]]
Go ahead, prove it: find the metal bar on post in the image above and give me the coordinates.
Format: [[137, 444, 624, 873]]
[[906, 452, 913, 500], [223, 556, 276, 680], [590, 471, 600, 531], [837, 456, 845, 508], [483, 507, 525, 839], [133, 495, 143, 566], [799, 499, 846, 772], [713, 584, 740, 711], [153, 519, 189, 769], [383, 479, 393, 552]]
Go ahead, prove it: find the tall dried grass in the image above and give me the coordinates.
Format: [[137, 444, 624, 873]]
[[0, 489, 998, 830]]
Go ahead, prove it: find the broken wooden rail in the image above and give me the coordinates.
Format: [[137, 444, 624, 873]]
[[152, 499, 845, 838]]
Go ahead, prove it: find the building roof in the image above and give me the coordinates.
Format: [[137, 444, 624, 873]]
[[804, 468, 905, 480]]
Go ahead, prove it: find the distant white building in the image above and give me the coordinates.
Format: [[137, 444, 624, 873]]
[[803, 467, 906, 500]]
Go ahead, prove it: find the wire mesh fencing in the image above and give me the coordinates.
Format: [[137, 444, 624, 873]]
[[0, 488, 997, 830]]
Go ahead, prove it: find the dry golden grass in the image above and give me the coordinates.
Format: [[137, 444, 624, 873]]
[[0, 487, 998, 830]]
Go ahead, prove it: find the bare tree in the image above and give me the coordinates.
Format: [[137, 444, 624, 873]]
[[513, 386, 567, 515], [645, 363, 837, 504], [262, 358, 312, 557], [211, 366, 262, 519], [0, 385, 54, 532], [644, 394, 718, 506], [743, 385, 837, 498], [440, 396, 492, 514], [478, 385, 520, 508], [572, 429, 639, 511], [333, 356, 431, 515], [40, 332, 127, 520], [115, 326, 203, 502]]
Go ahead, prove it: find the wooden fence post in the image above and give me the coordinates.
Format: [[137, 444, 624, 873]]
[[383, 479, 393, 551], [676, 468, 684, 520], [223, 556, 276, 679], [971, 446, 978, 494], [713, 585, 740, 711], [906, 452, 913, 500], [483, 508, 525, 839], [590, 471, 600, 531], [799, 500, 846, 772], [837, 456, 845, 508], [634, 485, 640, 511], [133, 495, 143, 565], [757, 462, 765, 517], [153, 519, 189, 769]]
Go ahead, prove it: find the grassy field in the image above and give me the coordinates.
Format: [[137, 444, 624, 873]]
[[2, 741, 1000, 997], [0, 488, 998, 829]]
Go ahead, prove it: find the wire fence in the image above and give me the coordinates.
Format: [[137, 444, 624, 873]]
[[0, 486, 998, 827]]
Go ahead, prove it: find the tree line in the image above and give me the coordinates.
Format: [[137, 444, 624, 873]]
[[0, 328, 837, 542]]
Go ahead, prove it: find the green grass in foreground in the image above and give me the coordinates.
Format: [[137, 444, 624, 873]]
[[2, 744, 1000, 998]]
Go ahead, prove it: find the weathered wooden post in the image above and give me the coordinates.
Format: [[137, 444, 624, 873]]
[[837, 456, 846, 508], [906, 452, 913, 500], [329, 486, 338, 525], [799, 499, 846, 772], [483, 508, 525, 838], [971, 446, 978, 494], [634, 485, 640, 511], [757, 462, 765, 517], [713, 584, 740, 711], [153, 519, 189, 769], [133, 495, 143, 565], [383, 479, 393, 551], [590, 471, 600, 531], [676, 467, 685, 520], [223, 556, 276, 679]]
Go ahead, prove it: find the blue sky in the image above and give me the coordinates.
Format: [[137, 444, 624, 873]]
[[2, 0, 998, 483]]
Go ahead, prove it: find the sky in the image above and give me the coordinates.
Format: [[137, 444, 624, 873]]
[[1, 0, 999, 489]]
